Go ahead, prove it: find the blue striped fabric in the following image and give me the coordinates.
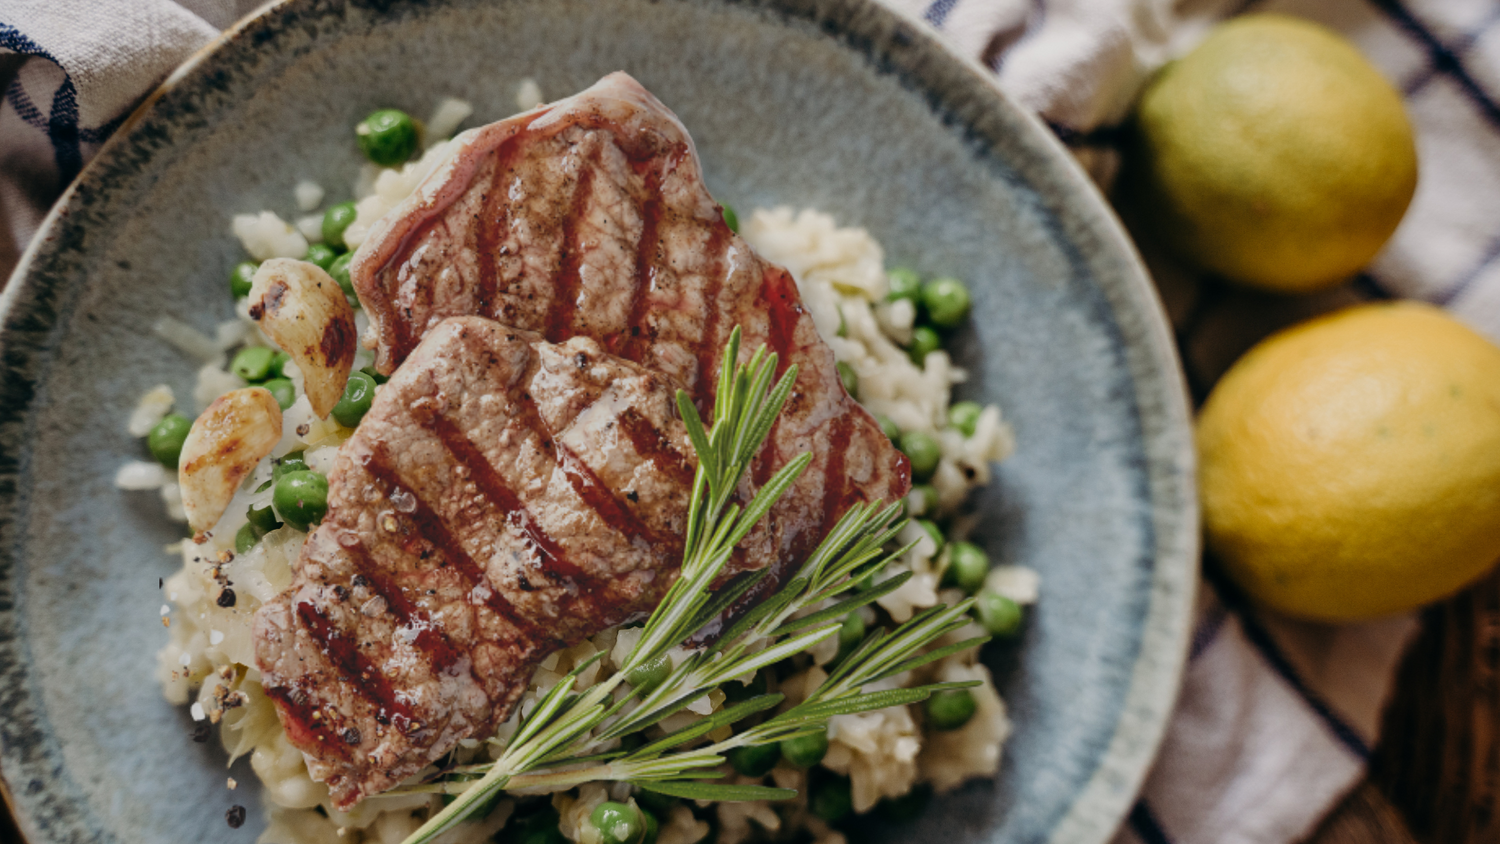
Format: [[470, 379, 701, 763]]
[[0, 22, 81, 184]]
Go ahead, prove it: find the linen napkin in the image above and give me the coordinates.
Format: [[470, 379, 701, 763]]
[[4, 1, 1497, 843]]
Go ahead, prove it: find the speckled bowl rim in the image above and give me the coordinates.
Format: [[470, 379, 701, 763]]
[[0, 1, 1199, 842]]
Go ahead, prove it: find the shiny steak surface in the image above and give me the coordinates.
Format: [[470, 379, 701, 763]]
[[253, 317, 699, 808], [351, 71, 910, 598]]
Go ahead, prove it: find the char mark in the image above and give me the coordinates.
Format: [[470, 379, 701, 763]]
[[360, 443, 555, 648], [554, 439, 683, 556], [543, 163, 598, 342], [294, 599, 415, 731], [617, 407, 695, 487], [419, 410, 602, 593]]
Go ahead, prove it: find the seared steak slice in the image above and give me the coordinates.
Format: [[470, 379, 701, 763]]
[[253, 317, 699, 808], [351, 71, 910, 597]]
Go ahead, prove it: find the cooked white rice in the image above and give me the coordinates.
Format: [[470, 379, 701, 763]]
[[127, 91, 1035, 844]]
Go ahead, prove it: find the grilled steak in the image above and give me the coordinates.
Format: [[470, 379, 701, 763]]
[[254, 317, 700, 808], [351, 71, 910, 597], [261, 74, 912, 807]]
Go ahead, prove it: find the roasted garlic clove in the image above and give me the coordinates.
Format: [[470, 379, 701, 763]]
[[180, 387, 283, 538], [247, 258, 357, 419]]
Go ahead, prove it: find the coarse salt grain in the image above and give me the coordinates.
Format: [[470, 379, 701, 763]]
[[160, 604, 171, 616], [210, 630, 225, 645], [190, 702, 206, 721], [179, 652, 192, 667]]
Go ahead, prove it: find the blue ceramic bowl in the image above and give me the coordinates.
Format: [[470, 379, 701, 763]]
[[0, 1, 1197, 842]]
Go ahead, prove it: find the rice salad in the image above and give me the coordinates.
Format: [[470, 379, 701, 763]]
[[122, 81, 1036, 844]]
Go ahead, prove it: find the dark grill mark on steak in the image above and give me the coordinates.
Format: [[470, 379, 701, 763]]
[[618, 168, 664, 362], [543, 163, 597, 343], [617, 407, 695, 487], [294, 600, 413, 729], [690, 222, 733, 411], [264, 684, 342, 758], [555, 439, 683, 557], [820, 413, 857, 537], [357, 453, 549, 649], [761, 265, 802, 375], [351, 559, 462, 671], [418, 411, 583, 586]]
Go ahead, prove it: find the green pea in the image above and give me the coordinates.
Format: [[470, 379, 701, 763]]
[[835, 611, 866, 665], [917, 519, 946, 557], [273, 450, 308, 482], [809, 771, 853, 822], [234, 522, 263, 555], [976, 589, 1024, 637], [590, 802, 645, 844], [626, 653, 672, 693], [907, 484, 938, 517], [329, 252, 355, 297], [877, 784, 932, 822], [727, 742, 781, 777], [876, 414, 901, 442], [886, 267, 922, 303], [356, 109, 418, 167], [262, 378, 296, 411], [924, 688, 976, 731], [944, 541, 989, 595], [922, 277, 971, 328], [230, 261, 259, 299], [838, 611, 866, 652], [231, 346, 277, 382], [898, 430, 941, 481], [780, 729, 828, 768], [360, 365, 389, 385], [148, 414, 192, 468], [269, 350, 291, 379], [303, 242, 338, 271], [723, 670, 768, 704], [633, 789, 678, 818], [949, 401, 983, 438], [836, 361, 858, 398], [322, 201, 359, 251], [721, 203, 739, 234], [247, 501, 283, 533], [908, 325, 942, 367], [273, 469, 328, 531], [640, 809, 659, 844], [331, 370, 377, 428], [512, 806, 568, 844]]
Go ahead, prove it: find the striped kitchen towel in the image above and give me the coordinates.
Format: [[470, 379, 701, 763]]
[[3, 1, 1495, 842]]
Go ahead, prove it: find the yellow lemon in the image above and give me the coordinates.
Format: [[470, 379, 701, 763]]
[[1198, 302, 1500, 621], [1123, 14, 1418, 293]]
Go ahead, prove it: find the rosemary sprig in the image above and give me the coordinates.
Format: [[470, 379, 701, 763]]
[[398, 328, 986, 844]]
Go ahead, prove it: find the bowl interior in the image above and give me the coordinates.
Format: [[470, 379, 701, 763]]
[[0, 1, 1196, 842]]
